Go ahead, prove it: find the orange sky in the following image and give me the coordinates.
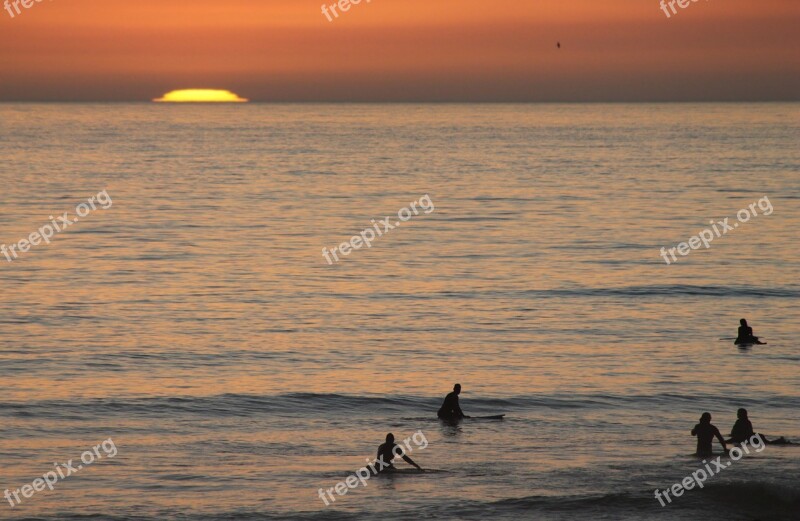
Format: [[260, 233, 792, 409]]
[[0, 0, 798, 101]]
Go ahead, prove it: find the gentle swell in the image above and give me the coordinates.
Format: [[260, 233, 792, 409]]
[[3, 392, 800, 420]]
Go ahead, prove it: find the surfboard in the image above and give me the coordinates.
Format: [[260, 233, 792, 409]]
[[379, 468, 426, 475], [766, 437, 794, 445], [438, 414, 505, 422]]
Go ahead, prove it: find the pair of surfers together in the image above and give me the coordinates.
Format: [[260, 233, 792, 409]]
[[691, 408, 789, 457]]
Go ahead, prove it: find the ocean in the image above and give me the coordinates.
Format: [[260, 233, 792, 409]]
[[0, 103, 798, 520]]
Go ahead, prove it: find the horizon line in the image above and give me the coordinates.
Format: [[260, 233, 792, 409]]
[[0, 100, 798, 104]]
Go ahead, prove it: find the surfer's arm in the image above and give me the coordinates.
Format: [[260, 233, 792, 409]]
[[453, 398, 468, 418], [376, 444, 389, 465], [402, 454, 422, 471], [714, 427, 727, 450]]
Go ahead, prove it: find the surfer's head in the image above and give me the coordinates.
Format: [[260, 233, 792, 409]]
[[737, 408, 748, 419], [454, 383, 461, 394], [700, 412, 712, 423], [740, 318, 748, 326], [385, 433, 394, 443]]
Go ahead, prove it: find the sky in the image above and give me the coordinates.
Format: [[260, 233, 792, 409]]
[[0, 0, 798, 102]]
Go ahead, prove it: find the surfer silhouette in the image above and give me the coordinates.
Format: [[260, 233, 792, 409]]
[[437, 383, 468, 421], [735, 318, 764, 345], [375, 433, 422, 473], [726, 408, 787, 445], [691, 412, 727, 456]]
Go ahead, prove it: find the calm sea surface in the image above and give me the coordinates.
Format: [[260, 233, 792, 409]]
[[0, 103, 798, 520]]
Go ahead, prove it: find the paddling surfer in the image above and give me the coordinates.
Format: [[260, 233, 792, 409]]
[[691, 412, 727, 457], [735, 318, 764, 345], [375, 433, 423, 473], [437, 384, 469, 421]]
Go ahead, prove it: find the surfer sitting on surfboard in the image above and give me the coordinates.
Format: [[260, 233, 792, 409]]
[[726, 408, 787, 445], [375, 433, 423, 474], [437, 383, 469, 421], [735, 318, 765, 345], [691, 412, 727, 457]]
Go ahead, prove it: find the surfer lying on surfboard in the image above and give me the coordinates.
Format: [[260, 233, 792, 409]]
[[734, 318, 766, 345], [375, 433, 423, 474], [726, 408, 788, 445], [437, 383, 469, 421]]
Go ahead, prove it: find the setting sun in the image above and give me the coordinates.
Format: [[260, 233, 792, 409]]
[[153, 89, 248, 103]]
